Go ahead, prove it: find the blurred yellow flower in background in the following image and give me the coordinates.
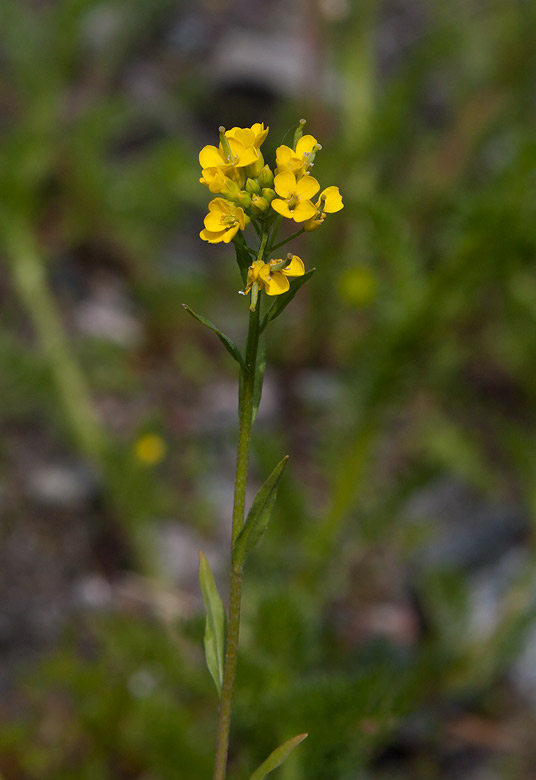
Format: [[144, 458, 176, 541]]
[[134, 433, 167, 466]]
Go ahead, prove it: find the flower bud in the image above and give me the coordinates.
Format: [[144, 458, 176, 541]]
[[235, 190, 252, 209], [245, 178, 261, 196], [258, 164, 274, 189], [251, 194, 269, 214], [261, 187, 276, 204], [244, 152, 265, 179], [292, 118, 306, 150]]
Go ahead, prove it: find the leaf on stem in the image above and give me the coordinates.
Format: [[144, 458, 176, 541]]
[[182, 304, 248, 373], [238, 332, 265, 423], [260, 269, 316, 332], [198, 551, 226, 696], [233, 455, 289, 568], [233, 232, 255, 284], [252, 333, 265, 423], [249, 733, 308, 780]]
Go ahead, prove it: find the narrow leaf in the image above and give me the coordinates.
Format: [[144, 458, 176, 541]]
[[198, 551, 226, 695], [233, 232, 255, 284], [182, 304, 248, 372], [260, 269, 316, 331], [233, 455, 289, 567], [238, 333, 265, 424], [250, 733, 308, 780], [252, 333, 266, 423]]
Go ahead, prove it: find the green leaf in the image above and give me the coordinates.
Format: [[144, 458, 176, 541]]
[[198, 551, 226, 695], [252, 333, 266, 423], [260, 269, 316, 331], [233, 232, 255, 285], [233, 455, 289, 568], [249, 733, 308, 780], [182, 304, 248, 373], [238, 333, 265, 424]]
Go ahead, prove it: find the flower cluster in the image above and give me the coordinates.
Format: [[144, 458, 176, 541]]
[[199, 121, 343, 308]]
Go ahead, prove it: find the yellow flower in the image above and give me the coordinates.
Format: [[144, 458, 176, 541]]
[[275, 135, 319, 177], [134, 433, 166, 466], [199, 166, 244, 195], [199, 131, 258, 174], [200, 198, 249, 243], [226, 123, 269, 151], [271, 171, 320, 222], [303, 186, 344, 231], [243, 255, 305, 297]]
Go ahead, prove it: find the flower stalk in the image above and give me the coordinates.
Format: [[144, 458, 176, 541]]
[[213, 296, 261, 780], [192, 121, 344, 780]]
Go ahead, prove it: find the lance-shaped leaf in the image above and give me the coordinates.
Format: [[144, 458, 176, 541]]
[[183, 304, 248, 373], [260, 268, 316, 332], [238, 333, 265, 424], [252, 333, 265, 423], [233, 455, 289, 568], [249, 733, 308, 780], [233, 232, 255, 285], [198, 551, 226, 695]]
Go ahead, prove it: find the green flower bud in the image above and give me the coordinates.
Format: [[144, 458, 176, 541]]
[[258, 164, 274, 189], [235, 190, 252, 209], [244, 152, 265, 179], [245, 178, 261, 196], [251, 195, 269, 214], [261, 187, 276, 204], [292, 118, 306, 150]]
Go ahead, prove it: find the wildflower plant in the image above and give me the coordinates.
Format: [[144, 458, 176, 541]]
[[184, 120, 343, 780]]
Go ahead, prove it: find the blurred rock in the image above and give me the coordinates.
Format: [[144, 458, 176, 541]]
[[26, 461, 98, 510], [73, 277, 142, 347], [405, 479, 528, 574]]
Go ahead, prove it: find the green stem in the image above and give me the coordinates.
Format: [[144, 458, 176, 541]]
[[268, 227, 305, 254], [212, 237, 265, 780]]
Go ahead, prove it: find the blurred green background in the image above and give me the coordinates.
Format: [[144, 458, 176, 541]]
[[2, 1, 536, 778]]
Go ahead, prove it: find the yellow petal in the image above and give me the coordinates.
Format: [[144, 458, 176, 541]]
[[200, 227, 227, 243], [291, 200, 317, 222], [282, 255, 305, 277], [271, 199, 294, 219], [274, 171, 297, 198], [265, 272, 290, 296], [296, 175, 320, 199], [321, 186, 344, 213], [199, 145, 224, 168], [222, 224, 240, 243], [204, 211, 225, 230], [208, 197, 230, 213], [295, 135, 318, 156]]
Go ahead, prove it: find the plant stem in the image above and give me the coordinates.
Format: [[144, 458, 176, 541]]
[[268, 227, 305, 254], [212, 237, 265, 780]]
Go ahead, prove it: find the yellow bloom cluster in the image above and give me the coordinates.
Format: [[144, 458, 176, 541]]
[[199, 121, 343, 305]]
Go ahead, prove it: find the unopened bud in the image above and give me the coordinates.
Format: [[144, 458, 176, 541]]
[[258, 164, 274, 189], [251, 195, 269, 214], [261, 187, 276, 204], [219, 127, 234, 163], [292, 118, 307, 150], [244, 152, 264, 179], [245, 178, 261, 196]]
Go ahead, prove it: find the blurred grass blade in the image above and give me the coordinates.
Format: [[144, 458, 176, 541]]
[[260, 269, 316, 331], [233, 455, 289, 568], [198, 551, 226, 696], [182, 304, 248, 372], [249, 733, 308, 780]]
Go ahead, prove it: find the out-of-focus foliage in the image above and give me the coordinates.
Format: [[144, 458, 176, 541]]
[[2, 1, 536, 779]]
